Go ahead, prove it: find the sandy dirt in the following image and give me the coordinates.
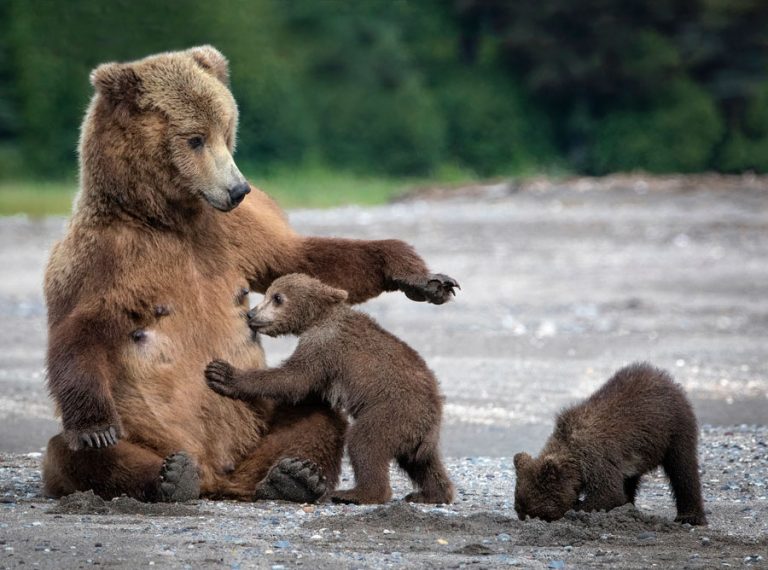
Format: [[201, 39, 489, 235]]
[[0, 175, 767, 568]]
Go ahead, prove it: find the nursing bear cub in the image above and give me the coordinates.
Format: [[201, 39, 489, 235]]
[[514, 363, 706, 525], [205, 273, 454, 505]]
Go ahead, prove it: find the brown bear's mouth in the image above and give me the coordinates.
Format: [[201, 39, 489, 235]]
[[247, 319, 272, 331]]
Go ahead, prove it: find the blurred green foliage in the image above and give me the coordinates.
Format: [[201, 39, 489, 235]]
[[1, 0, 768, 182]]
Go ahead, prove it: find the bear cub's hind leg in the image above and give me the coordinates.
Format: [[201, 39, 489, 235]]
[[398, 449, 454, 504], [331, 423, 393, 505]]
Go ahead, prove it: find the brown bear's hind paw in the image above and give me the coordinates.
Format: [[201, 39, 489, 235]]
[[675, 512, 708, 526], [157, 452, 200, 502], [331, 488, 390, 505], [404, 490, 452, 504], [255, 458, 327, 503]]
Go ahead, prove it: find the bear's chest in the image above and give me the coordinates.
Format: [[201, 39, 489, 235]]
[[119, 243, 264, 379]]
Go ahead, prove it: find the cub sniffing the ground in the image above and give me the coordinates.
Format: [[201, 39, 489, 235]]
[[205, 273, 454, 505], [514, 362, 707, 525]]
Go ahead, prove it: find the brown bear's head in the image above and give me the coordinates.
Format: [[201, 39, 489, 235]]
[[81, 46, 250, 223], [247, 273, 348, 337], [513, 452, 582, 522]]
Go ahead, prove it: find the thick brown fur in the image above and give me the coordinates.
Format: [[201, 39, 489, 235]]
[[513, 363, 707, 525], [205, 274, 455, 505], [43, 46, 458, 503]]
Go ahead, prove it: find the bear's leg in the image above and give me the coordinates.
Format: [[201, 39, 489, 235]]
[[42, 433, 199, 502], [221, 402, 346, 502], [663, 436, 707, 525], [623, 475, 642, 504], [578, 464, 628, 513], [398, 447, 454, 504], [331, 418, 393, 505]]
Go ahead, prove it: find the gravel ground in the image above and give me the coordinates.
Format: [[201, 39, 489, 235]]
[[0, 176, 766, 568], [1, 427, 766, 569]]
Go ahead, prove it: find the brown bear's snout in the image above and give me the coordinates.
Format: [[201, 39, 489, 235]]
[[228, 182, 250, 206]]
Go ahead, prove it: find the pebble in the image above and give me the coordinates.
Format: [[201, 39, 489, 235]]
[[548, 560, 565, 569]]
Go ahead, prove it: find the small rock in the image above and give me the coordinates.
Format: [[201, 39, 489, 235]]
[[273, 540, 290, 549], [548, 561, 565, 569], [637, 531, 656, 541], [496, 533, 511, 542]]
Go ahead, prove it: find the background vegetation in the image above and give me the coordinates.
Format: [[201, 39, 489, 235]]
[[1, 0, 767, 212]]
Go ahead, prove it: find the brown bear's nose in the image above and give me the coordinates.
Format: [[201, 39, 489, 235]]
[[228, 182, 250, 206]]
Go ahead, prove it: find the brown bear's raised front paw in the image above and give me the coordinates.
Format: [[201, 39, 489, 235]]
[[204, 360, 238, 398], [395, 273, 460, 305], [65, 425, 121, 451]]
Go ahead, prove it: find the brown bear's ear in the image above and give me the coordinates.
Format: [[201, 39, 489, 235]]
[[513, 452, 531, 471], [541, 456, 561, 482], [325, 285, 349, 304], [188, 45, 230, 85], [90, 63, 142, 103]]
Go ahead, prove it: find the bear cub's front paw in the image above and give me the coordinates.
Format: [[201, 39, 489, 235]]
[[204, 360, 238, 398]]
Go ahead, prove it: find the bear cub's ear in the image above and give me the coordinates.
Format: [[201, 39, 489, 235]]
[[188, 45, 230, 85], [90, 63, 142, 103], [540, 456, 562, 482], [513, 452, 532, 471], [324, 285, 349, 304]]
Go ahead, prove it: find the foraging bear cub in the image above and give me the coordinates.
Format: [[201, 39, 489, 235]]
[[514, 363, 707, 525], [205, 273, 455, 505]]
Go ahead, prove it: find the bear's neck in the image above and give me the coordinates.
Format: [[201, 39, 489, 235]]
[[76, 180, 205, 232]]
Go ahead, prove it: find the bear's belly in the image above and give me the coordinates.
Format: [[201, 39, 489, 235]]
[[113, 267, 269, 470]]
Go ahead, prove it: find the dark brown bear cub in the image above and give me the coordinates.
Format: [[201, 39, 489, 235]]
[[205, 273, 454, 505], [514, 363, 707, 525]]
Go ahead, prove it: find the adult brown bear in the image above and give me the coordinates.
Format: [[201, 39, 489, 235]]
[[42, 46, 457, 503]]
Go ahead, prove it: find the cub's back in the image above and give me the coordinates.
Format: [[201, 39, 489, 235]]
[[556, 363, 693, 449], [323, 309, 441, 414]]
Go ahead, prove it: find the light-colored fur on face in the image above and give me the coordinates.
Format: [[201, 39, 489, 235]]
[[82, 45, 248, 218]]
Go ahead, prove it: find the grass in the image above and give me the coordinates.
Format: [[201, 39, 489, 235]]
[[0, 164, 480, 216], [0, 181, 78, 217]]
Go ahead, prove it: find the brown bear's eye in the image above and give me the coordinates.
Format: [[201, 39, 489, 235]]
[[272, 293, 284, 306], [187, 135, 205, 150]]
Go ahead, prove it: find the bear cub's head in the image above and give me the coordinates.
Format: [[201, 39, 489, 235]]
[[85, 46, 250, 214], [513, 452, 582, 522], [247, 274, 348, 337]]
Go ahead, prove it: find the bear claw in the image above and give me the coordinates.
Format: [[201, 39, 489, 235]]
[[255, 457, 327, 503], [396, 273, 460, 305], [70, 425, 120, 450], [157, 452, 200, 502]]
